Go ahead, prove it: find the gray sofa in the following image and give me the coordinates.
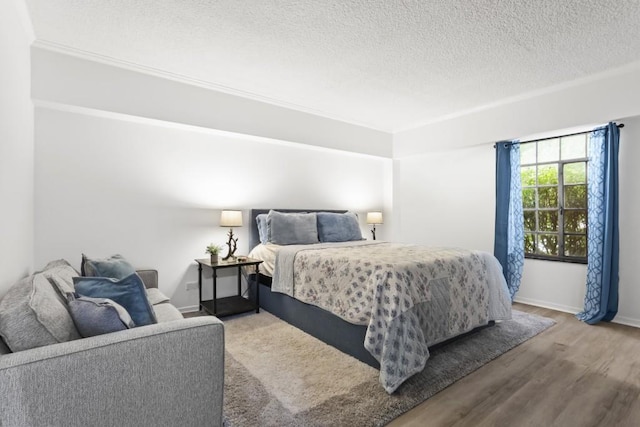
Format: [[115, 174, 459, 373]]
[[0, 263, 224, 427]]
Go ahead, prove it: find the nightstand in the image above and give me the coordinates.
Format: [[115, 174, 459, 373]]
[[195, 257, 263, 317]]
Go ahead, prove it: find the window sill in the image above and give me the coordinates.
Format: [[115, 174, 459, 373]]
[[525, 254, 587, 265]]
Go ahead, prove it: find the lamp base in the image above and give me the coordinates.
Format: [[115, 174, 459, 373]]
[[222, 228, 238, 260]]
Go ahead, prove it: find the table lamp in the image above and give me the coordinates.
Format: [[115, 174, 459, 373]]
[[366, 211, 383, 240], [220, 210, 243, 260]]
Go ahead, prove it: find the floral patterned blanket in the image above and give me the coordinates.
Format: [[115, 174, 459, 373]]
[[272, 241, 512, 393]]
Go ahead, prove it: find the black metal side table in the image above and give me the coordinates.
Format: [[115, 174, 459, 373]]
[[195, 257, 262, 317]]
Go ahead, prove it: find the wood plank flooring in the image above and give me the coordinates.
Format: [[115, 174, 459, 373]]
[[388, 303, 640, 427]]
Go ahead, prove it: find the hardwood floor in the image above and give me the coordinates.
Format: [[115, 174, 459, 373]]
[[388, 303, 640, 427]]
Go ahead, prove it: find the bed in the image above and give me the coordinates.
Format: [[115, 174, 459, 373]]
[[247, 209, 512, 393]]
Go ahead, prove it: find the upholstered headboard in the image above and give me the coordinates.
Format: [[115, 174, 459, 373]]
[[249, 209, 347, 251]]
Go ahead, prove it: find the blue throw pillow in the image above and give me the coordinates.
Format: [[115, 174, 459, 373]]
[[67, 294, 134, 337], [73, 273, 157, 327], [256, 214, 269, 244], [317, 212, 363, 242], [81, 254, 136, 279], [267, 210, 319, 245]]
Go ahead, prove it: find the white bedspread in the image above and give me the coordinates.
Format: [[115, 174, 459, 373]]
[[271, 241, 512, 393], [248, 243, 280, 276]]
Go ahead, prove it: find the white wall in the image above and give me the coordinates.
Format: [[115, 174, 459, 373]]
[[31, 47, 392, 158], [29, 48, 392, 312], [393, 74, 640, 326], [393, 144, 495, 251], [616, 115, 640, 326], [34, 107, 390, 311], [394, 63, 640, 157], [23, 29, 640, 325], [0, 1, 34, 294]]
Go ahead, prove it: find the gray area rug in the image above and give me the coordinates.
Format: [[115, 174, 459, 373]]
[[223, 309, 555, 427]]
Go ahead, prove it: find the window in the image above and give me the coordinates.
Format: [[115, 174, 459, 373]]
[[520, 133, 588, 263]]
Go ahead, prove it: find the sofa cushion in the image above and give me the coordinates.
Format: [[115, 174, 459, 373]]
[[146, 288, 181, 323], [68, 294, 134, 337], [0, 273, 81, 352], [0, 337, 11, 355], [73, 273, 157, 327], [81, 253, 136, 279], [146, 288, 171, 306], [152, 302, 184, 322]]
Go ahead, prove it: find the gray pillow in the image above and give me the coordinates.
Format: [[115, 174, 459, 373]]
[[43, 259, 79, 295], [67, 294, 134, 337], [317, 212, 363, 242], [267, 210, 319, 245], [0, 273, 81, 352], [81, 253, 136, 279]]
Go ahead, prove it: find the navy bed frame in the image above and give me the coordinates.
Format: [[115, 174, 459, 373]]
[[248, 209, 494, 370], [249, 209, 379, 368]]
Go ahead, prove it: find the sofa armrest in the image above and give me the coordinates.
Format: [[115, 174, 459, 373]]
[[136, 269, 158, 289], [0, 317, 224, 427]]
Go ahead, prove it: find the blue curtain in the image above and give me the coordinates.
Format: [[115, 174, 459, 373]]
[[494, 141, 524, 300], [576, 122, 620, 324]]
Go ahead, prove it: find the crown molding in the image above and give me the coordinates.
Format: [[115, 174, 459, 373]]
[[395, 60, 640, 134]]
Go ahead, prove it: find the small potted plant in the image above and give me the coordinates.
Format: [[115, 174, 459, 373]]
[[205, 243, 223, 264]]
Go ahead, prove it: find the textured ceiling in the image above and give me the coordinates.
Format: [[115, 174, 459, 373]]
[[24, 0, 640, 132]]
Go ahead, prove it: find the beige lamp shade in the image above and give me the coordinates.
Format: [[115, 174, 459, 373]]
[[366, 211, 383, 225], [220, 210, 243, 227]]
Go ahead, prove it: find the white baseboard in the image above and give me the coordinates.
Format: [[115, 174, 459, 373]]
[[513, 296, 581, 315], [610, 315, 640, 329], [514, 296, 640, 329]]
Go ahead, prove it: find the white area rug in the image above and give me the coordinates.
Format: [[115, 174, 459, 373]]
[[223, 310, 555, 426]]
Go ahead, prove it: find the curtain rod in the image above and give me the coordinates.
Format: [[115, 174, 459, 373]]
[[494, 123, 624, 148]]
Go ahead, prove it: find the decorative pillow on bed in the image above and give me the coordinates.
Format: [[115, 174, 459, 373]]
[[267, 210, 319, 245], [317, 211, 363, 242], [256, 213, 269, 244]]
